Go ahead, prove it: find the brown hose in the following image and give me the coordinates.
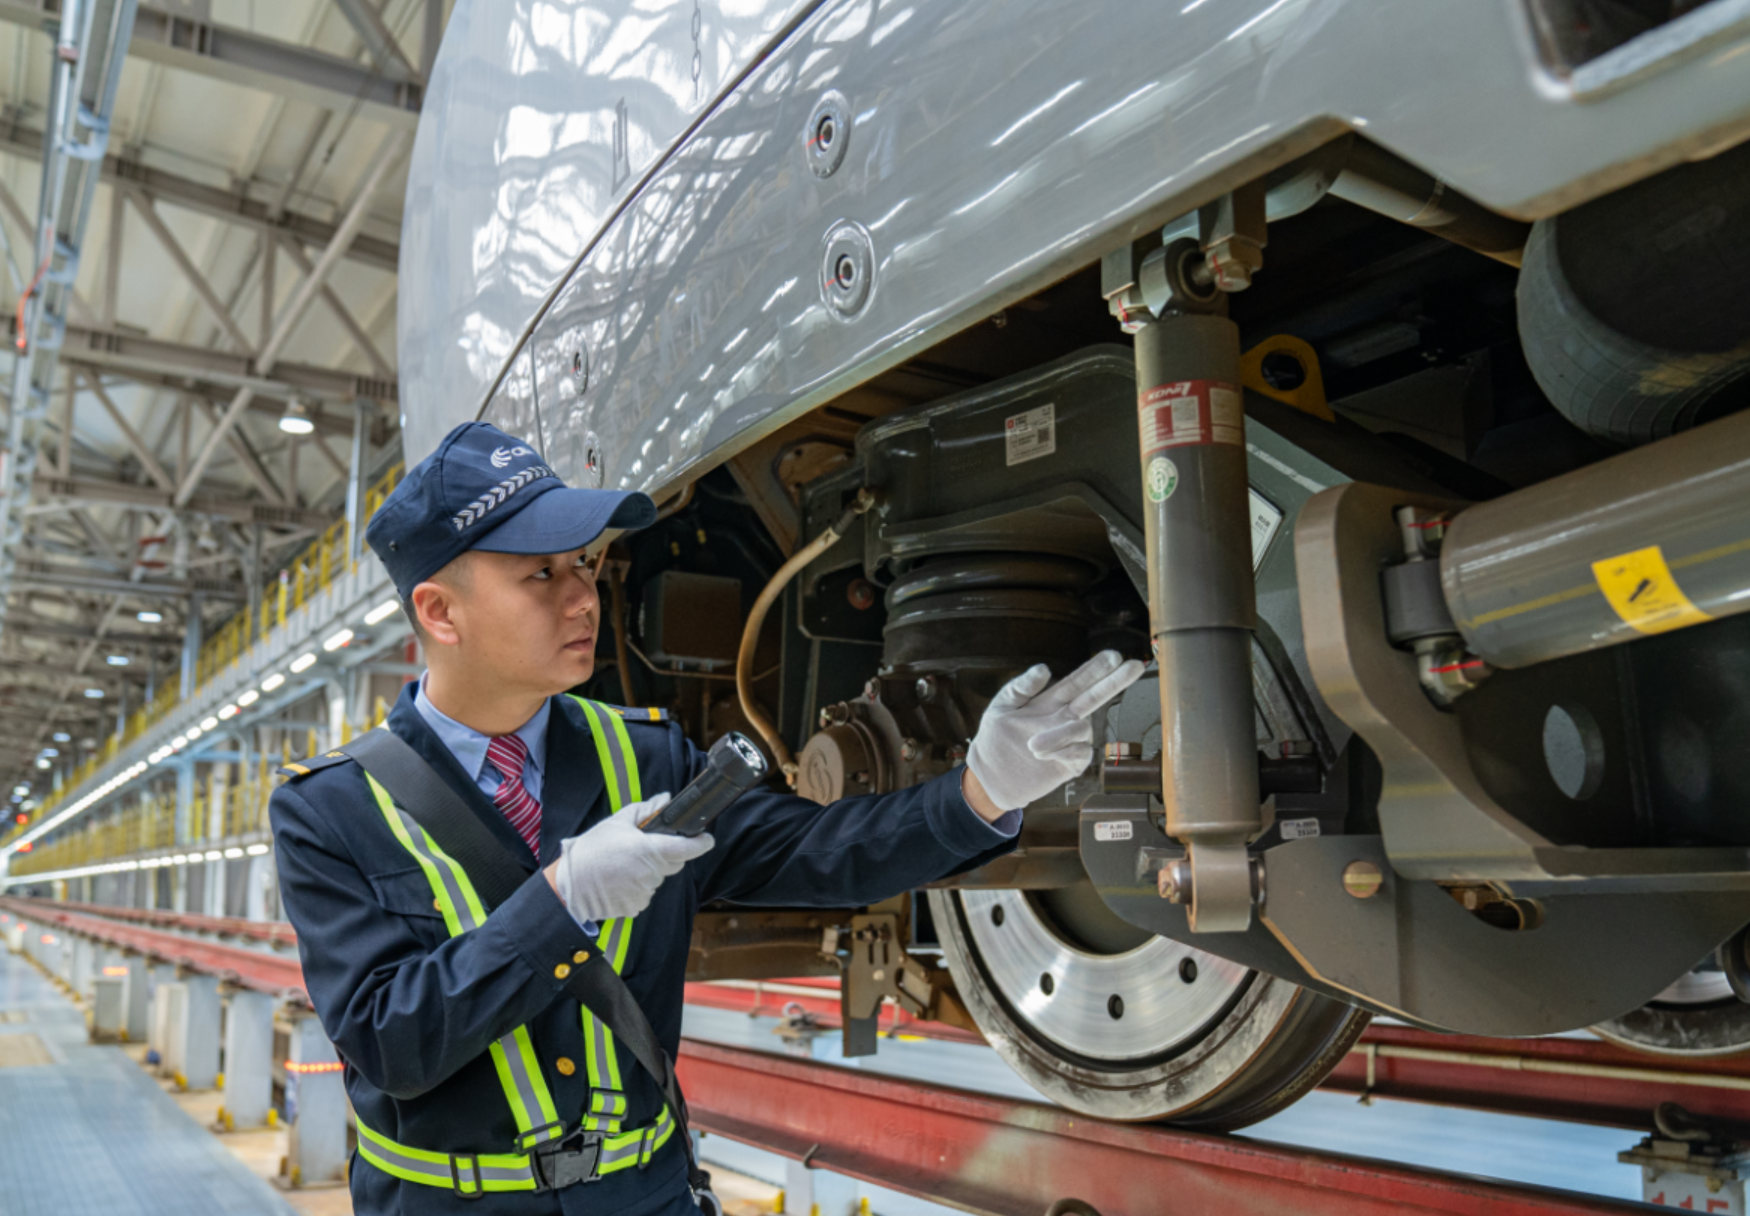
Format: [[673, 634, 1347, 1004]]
[[737, 489, 875, 785]]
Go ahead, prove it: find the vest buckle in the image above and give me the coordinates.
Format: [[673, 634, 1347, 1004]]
[[531, 1128, 604, 1192]]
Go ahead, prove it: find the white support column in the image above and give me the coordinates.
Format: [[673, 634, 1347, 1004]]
[[282, 1012, 348, 1187], [170, 971, 222, 1090], [155, 980, 187, 1076], [121, 951, 150, 1043], [220, 988, 275, 1130], [91, 975, 126, 1041], [69, 935, 94, 997], [784, 1159, 860, 1216]]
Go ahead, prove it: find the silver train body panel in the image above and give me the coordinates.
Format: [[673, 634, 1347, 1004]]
[[399, 0, 1750, 487]]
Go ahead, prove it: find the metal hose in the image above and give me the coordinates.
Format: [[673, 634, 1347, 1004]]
[[736, 488, 875, 784]]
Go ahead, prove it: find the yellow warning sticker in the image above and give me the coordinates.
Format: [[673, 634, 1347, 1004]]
[[1590, 545, 1714, 635]]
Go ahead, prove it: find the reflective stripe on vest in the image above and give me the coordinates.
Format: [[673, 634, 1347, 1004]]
[[569, 696, 642, 1136], [356, 1107, 678, 1196], [358, 701, 669, 1188]]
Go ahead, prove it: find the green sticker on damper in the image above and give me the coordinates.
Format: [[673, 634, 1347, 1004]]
[[1146, 456, 1178, 502]]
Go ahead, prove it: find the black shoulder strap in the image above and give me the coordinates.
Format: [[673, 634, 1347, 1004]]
[[337, 728, 712, 1198], [342, 729, 531, 908]]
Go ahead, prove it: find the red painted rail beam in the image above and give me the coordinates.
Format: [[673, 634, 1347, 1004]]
[[43, 898, 300, 948], [0, 896, 306, 1000], [18, 896, 1750, 1133], [675, 1038, 1646, 1216], [1326, 1023, 1750, 1132]]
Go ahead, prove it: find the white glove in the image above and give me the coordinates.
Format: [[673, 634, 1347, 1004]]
[[967, 650, 1147, 811], [550, 794, 715, 923]]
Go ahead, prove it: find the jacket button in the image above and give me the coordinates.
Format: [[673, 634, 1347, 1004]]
[[556, 1057, 576, 1076], [433, 899, 442, 911], [554, 963, 571, 979], [573, 950, 590, 964]]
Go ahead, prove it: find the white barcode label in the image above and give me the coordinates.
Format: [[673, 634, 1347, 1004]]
[[1248, 489, 1282, 570], [1279, 817, 1321, 840], [1005, 403, 1056, 466], [1093, 820, 1133, 843]]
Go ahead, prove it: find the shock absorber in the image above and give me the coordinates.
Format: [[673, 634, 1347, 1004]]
[[1105, 200, 1267, 932]]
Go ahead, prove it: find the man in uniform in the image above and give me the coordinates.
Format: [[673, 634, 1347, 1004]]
[[270, 421, 1144, 1216]]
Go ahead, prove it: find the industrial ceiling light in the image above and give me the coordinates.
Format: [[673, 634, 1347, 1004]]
[[136, 611, 162, 624], [52, 732, 69, 742], [279, 399, 315, 435], [82, 687, 103, 699], [290, 652, 317, 672], [237, 690, 260, 707], [364, 598, 400, 625], [105, 654, 128, 666]]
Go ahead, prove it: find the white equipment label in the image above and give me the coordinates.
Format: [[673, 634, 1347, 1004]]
[[1092, 820, 1133, 843], [1278, 817, 1321, 841], [1249, 489, 1282, 570], [1005, 403, 1056, 466]]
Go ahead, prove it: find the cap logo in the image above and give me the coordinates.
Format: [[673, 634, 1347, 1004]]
[[490, 444, 533, 469], [451, 465, 553, 533]]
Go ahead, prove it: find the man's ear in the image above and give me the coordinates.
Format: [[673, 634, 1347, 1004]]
[[410, 579, 462, 646]]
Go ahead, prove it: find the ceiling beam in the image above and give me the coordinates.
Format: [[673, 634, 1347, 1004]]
[[180, 129, 408, 505], [32, 473, 333, 530], [0, 113, 400, 273], [329, 0, 416, 83], [7, 619, 167, 646], [77, 370, 175, 491], [10, 560, 245, 601], [0, 658, 131, 684], [76, 366, 370, 440], [123, 188, 256, 355], [30, 321, 399, 404], [0, 2, 421, 130]]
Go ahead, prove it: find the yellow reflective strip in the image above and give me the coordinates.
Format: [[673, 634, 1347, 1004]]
[[572, 698, 625, 809], [487, 1040, 535, 1131], [597, 1113, 676, 1174], [602, 707, 642, 803], [357, 1119, 450, 1166], [367, 775, 465, 939], [513, 1026, 560, 1127]]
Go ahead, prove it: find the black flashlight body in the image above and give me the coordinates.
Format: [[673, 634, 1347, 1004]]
[[638, 731, 767, 836]]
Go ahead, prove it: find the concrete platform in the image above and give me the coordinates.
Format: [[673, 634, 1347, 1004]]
[[0, 946, 299, 1216]]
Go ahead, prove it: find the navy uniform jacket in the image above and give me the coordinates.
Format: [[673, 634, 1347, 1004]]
[[269, 682, 1016, 1215]]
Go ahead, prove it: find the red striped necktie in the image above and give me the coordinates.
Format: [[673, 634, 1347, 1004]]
[[485, 733, 541, 855]]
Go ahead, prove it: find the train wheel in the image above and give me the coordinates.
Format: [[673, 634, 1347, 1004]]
[[930, 882, 1370, 1130]]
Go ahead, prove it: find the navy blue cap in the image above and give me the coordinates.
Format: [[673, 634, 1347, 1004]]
[[366, 422, 656, 598]]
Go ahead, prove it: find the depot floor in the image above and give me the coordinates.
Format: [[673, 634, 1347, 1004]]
[[0, 945, 1650, 1215]]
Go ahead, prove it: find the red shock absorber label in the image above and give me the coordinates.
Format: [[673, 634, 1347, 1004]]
[[1138, 380, 1244, 456]]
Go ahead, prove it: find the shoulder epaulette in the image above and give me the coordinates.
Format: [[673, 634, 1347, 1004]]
[[603, 705, 670, 723], [276, 750, 355, 780]]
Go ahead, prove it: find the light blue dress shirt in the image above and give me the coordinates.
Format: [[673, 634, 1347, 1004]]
[[413, 675, 550, 802]]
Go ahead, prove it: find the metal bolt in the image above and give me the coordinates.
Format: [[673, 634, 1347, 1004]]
[[864, 679, 880, 702], [1343, 860, 1384, 900], [899, 738, 920, 763], [1104, 741, 1141, 763], [915, 676, 937, 703], [1158, 859, 1192, 904]]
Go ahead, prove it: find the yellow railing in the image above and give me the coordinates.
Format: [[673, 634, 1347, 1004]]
[[4, 462, 405, 851]]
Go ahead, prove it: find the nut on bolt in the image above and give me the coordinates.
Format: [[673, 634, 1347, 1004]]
[[1343, 860, 1384, 900], [899, 738, 921, 763], [1158, 859, 1193, 904], [915, 675, 938, 702]]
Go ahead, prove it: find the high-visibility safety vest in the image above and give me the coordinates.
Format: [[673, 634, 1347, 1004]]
[[353, 698, 677, 1196]]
